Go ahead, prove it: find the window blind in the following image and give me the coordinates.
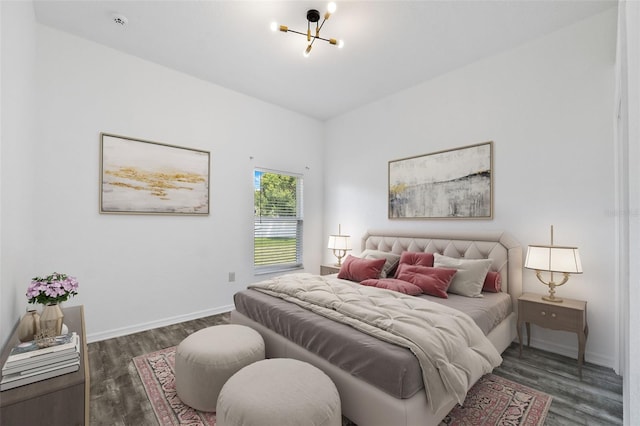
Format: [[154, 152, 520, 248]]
[[254, 169, 303, 273]]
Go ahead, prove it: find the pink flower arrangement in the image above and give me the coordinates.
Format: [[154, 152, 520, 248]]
[[26, 272, 79, 305]]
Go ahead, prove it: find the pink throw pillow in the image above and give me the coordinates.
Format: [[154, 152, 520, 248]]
[[337, 255, 386, 282], [395, 252, 435, 278], [483, 271, 502, 293], [395, 264, 457, 298], [360, 278, 423, 296]]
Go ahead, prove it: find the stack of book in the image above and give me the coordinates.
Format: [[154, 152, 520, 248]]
[[0, 332, 80, 391]]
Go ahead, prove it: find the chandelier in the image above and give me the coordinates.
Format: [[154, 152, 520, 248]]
[[271, 2, 344, 57]]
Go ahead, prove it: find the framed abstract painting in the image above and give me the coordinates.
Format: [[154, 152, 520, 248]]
[[388, 141, 493, 219], [100, 133, 210, 215]]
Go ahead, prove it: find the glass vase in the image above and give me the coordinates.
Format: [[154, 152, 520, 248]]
[[40, 303, 64, 336]]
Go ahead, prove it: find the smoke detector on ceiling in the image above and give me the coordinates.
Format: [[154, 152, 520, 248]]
[[112, 14, 128, 27]]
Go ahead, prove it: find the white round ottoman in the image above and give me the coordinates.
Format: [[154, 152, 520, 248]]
[[175, 324, 264, 412], [216, 358, 341, 426]]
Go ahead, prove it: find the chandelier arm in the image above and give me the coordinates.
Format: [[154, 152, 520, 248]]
[[285, 28, 306, 37], [280, 28, 335, 44], [313, 35, 334, 43], [317, 17, 328, 34]]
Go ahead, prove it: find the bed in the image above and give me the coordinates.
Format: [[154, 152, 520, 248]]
[[231, 230, 522, 426]]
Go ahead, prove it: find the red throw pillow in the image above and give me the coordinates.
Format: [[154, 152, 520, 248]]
[[337, 255, 386, 282], [360, 278, 423, 296], [483, 271, 502, 293], [395, 264, 457, 298], [395, 252, 435, 278]]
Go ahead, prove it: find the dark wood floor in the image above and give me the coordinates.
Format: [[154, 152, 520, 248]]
[[88, 313, 623, 425], [88, 313, 230, 426], [493, 343, 622, 425]]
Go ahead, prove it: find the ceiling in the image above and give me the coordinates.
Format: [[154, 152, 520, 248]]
[[33, 0, 616, 121]]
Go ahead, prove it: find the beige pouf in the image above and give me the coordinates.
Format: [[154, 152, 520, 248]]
[[175, 324, 264, 412], [216, 358, 341, 426]]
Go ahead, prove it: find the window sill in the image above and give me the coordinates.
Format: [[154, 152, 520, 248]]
[[254, 265, 304, 276]]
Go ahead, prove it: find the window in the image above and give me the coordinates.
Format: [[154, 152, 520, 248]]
[[254, 169, 303, 273]]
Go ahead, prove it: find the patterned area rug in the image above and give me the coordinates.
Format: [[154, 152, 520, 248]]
[[440, 373, 552, 426], [133, 346, 551, 426], [133, 346, 216, 425]]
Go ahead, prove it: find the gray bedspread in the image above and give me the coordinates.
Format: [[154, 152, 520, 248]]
[[234, 289, 425, 398], [246, 273, 502, 413], [420, 291, 512, 335]]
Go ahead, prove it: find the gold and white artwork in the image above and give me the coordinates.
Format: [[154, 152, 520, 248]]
[[100, 134, 210, 215]]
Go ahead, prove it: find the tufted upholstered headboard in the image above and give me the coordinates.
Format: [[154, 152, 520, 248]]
[[361, 230, 523, 313]]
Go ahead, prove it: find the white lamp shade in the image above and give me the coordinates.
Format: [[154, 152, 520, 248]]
[[525, 245, 583, 274], [328, 235, 351, 251]]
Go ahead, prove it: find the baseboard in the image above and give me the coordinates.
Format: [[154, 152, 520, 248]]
[[526, 336, 615, 370], [86, 305, 234, 343]]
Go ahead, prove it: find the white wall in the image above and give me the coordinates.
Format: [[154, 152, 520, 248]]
[[1, 1, 38, 348], [24, 24, 325, 342], [324, 10, 618, 368]]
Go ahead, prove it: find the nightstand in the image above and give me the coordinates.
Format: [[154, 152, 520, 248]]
[[320, 264, 340, 275], [517, 292, 588, 378]]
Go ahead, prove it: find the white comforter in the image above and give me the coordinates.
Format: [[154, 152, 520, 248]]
[[248, 273, 502, 413]]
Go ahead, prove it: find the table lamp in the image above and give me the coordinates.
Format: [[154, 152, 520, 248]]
[[327, 224, 351, 266], [524, 225, 582, 303]]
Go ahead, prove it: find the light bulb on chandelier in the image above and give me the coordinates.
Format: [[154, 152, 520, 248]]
[[329, 38, 344, 49], [272, 2, 344, 57]]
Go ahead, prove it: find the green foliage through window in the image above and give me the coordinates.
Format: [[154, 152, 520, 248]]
[[254, 172, 297, 217]]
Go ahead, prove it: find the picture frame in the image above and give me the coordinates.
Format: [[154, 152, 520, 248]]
[[388, 141, 493, 219], [100, 133, 210, 215]]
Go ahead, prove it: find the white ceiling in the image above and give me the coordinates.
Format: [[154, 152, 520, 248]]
[[33, 0, 616, 121]]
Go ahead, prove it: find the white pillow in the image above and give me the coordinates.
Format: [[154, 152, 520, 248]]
[[359, 249, 401, 278], [433, 253, 492, 298]]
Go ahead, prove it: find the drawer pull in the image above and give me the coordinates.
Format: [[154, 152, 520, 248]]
[[540, 311, 546, 316], [551, 313, 557, 318]]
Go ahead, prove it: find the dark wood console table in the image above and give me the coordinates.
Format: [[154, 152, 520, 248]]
[[0, 305, 89, 425]]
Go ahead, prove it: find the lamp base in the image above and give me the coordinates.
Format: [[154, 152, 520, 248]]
[[331, 248, 348, 267], [538, 276, 567, 304]]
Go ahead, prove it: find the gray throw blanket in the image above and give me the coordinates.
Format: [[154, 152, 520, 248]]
[[248, 273, 502, 413]]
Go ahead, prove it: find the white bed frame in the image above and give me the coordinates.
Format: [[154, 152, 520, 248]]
[[231, 230, 522, 426]]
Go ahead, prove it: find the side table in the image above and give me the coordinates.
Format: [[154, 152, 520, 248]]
[[0, 305, 89, 425], [320, 264, 340, 276], [517, 293, 588, 378]]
